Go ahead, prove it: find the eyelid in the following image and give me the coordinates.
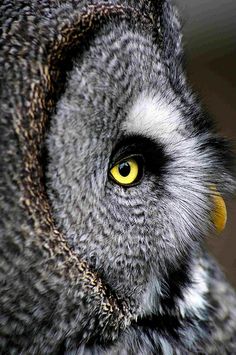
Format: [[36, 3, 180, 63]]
[[110, 153, 144, 170]]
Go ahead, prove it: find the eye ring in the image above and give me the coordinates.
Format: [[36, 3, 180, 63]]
[[109, 155, 144, 187]]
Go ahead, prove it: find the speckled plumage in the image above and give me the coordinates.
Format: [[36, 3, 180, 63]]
[[0, 0, 236, 354]]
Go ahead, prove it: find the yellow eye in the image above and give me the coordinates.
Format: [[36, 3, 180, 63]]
[[110, 157, 141, 186]]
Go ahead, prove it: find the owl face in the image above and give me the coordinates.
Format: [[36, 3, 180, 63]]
[[46, 21, 233, 315]]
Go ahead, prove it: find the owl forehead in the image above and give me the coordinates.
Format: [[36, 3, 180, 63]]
[[63, 24, 196, 155]]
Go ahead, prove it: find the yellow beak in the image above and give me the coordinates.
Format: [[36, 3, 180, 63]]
[[211, 187, 227, 233]]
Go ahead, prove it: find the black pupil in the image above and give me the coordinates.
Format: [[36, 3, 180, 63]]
[[118, 162, 131, 177]]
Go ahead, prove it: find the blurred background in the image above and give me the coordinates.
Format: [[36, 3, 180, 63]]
[[175, 0, 236, 287]]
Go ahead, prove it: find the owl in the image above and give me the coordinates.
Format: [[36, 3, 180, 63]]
[[1, 0, 236, 354]]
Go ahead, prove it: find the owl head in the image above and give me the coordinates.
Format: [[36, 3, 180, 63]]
[[46, 0, 234, 318]]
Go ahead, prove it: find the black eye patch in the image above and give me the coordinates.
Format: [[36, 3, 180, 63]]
[[110, 134, 170, 180]]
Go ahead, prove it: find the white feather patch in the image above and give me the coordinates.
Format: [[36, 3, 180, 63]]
[[178, 263, 208, 318], [123, 92, 184, 143]]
